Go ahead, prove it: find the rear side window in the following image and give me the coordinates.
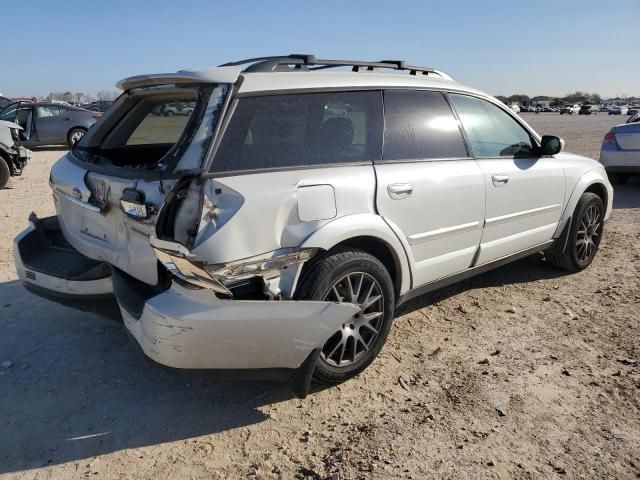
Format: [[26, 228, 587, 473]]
[[37, 105, 62, 117], [211, 91, 383, 173], [126, 99, 196, 145], [448, 94, 534, 157], [383, 90, 468, 160]]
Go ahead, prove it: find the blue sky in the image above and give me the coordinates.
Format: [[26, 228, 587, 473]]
[[3, 0, 638, 98]]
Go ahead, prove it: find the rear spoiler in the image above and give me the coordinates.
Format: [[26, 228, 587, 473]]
[[116, 66, 241, 91]]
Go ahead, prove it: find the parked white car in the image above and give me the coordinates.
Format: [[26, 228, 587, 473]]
[[559, 105, 580, 115], [13, 55, 613, 397], [509, 104, 521, 113]]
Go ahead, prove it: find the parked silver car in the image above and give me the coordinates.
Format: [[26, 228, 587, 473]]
[[600, 119, 640, 184], [13, 55, 613, 397], [0, 101, 100, 147]]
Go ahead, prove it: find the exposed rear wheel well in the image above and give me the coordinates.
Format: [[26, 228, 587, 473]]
[[585, 182, 608, 209]]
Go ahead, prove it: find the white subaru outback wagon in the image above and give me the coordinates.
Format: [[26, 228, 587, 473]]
[[13, 55, 613, 397]]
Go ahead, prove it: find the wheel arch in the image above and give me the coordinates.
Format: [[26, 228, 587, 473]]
[[67, 125, 88, 139], [299, 214, 411, 296], [555, 170, 613, 237]]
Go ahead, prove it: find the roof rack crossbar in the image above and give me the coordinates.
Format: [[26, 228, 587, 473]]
[[219, 54, 443, 77]]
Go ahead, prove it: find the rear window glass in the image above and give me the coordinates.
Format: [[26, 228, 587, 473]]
[[383, 90, 468, 160], [211, 91, 383, 173], [126, 100, 196, 145]]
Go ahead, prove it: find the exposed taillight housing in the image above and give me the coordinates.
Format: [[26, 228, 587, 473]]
[[603, 130, 617, 145]]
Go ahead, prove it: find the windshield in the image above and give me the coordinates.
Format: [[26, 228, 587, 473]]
[[73, 84, 227, 173]]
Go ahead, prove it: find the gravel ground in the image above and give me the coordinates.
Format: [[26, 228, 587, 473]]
[[0, 114, 638, 479]]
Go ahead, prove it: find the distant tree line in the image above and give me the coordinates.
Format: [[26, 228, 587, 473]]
[[43, 90, 119, 104], [495, 91, 636, 106]]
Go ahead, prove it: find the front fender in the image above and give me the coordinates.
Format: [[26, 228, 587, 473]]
[[554, 168, 613, 237], [300, 213, 412, 295]]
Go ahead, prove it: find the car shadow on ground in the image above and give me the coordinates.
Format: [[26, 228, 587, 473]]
[[395, 254, 565, 317], [0, 280, 292, 474], [612, 176, 640, 209]]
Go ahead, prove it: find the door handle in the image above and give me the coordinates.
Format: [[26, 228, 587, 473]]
[[387, 183, 413, 199], [492, 174, 509, 186]]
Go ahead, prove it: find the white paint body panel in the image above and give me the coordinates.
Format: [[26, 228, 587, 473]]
[[475, 156, 565, 264], [374, 160, 485, 286], [193, 166, 376, 264]]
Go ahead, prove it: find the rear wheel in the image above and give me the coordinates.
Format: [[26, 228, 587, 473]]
[[296, 247, 395, 384], [608, 172, 629, 185], [0, 157, 10, 189], [545, 192, 604, 272], [67, 128, 87, 148]]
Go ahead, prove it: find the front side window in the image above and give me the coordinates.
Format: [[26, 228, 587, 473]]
[[448, 94, 535, 157], [383, 90, 468, 160], [211, 91, 383, 173]]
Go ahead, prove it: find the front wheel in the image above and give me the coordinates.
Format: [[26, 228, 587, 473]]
[[296, 247, 395, 384], [545, 192, 604, 272]]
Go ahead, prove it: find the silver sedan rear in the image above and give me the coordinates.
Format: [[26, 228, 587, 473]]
[[600, 120, 640, 184]]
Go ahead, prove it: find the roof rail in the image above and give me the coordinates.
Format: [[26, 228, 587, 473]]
[[219, 54, 453, 80]]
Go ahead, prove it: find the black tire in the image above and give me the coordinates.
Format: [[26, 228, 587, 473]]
[[545, 192, 604, 272], [0, 157, 10, 190], [67, 128, 87, 148], [296, 247, 395, 384], [608, 172, 629, 185]]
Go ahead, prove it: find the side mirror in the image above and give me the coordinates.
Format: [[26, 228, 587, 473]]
[[540, 135, 563, 156]]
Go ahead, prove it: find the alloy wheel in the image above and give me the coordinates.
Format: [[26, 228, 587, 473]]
[[321, 272, 384, 367], [70, 130, 85, 145], [576, 204, 601, 264]]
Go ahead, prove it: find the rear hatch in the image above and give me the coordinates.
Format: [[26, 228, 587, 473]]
[[50, 67, 239, 285], [614, 122, 640, 150]]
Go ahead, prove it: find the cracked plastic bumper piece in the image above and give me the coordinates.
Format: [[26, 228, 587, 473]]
[[118, 280, 360, 371]]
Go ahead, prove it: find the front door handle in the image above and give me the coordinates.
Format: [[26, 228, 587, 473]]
[[388, 183, 413, 199], [492, 174, 509, 186]]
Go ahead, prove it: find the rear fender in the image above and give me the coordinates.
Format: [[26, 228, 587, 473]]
[[300, 213, 411, 294]]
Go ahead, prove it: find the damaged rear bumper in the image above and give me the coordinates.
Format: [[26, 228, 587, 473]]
[[114, 269, 358, 371], [113, 269, 359, 397], [14, 216, 358, 397]]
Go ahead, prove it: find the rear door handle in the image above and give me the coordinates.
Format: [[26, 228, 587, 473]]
[[387, 183, 413, 199], [491, 174, 509, 186]]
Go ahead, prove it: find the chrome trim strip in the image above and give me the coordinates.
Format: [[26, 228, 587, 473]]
[[54, 188, 102, 213], [485, 204, 562, 226], [407, 221, 480, 244]]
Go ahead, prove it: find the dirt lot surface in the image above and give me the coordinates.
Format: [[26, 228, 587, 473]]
[[0, 114, 638, 479]]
